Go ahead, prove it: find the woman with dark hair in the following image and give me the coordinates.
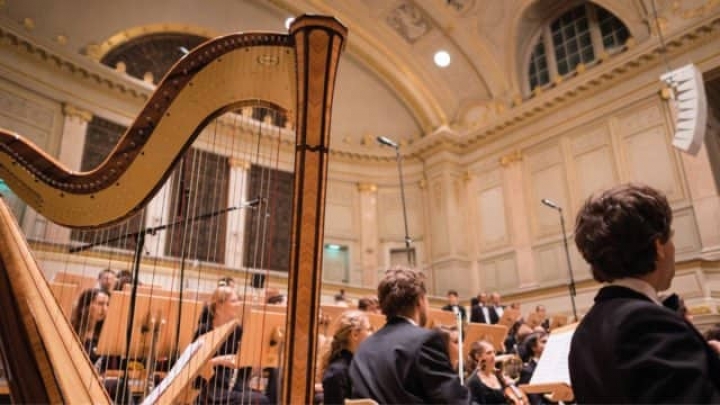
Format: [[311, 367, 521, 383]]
[[71, 288, 109, 365], [193, 286, 269, 405], [320, 310, 371, 405], [519, 331, 549, 405]]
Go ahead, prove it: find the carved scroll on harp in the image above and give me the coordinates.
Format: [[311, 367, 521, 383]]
[[0, 14, 347, 405]]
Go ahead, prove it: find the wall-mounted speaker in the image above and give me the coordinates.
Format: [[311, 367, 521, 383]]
[[661, 63, 707, 155]]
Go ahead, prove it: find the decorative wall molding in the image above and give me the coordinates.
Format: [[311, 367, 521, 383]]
[[61, 103, 92, 123]]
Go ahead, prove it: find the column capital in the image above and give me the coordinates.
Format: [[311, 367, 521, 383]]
[[357, 182, 377, 193], [62, 103, 92, 123], [499, 150, 523, 167], [229, 157, 251, 170]]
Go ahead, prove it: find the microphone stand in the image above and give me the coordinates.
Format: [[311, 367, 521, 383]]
[[556, 208, 578, 321], [391, 144, 413, 266]]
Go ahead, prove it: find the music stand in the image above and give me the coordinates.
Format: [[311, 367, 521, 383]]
[[319, 305, 352, 337], [427, 308, 456, 328], [367, 313, 386, 332], [550, 315, 569, 330], [237, 310, 286, 369], [464, 323, 508, 355], [141, 320, 238, 405], [519, 322, 577, 403], [497, 308, 521, 329], [50, 281, 79, 318], [96, 292, 169, 357]]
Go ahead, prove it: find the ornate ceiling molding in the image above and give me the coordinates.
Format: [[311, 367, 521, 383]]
[[85, 23, 219, 61], [0, 24, 151, 102]]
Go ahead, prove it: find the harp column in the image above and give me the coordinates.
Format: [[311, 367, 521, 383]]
[[283, 16, 347, 405], [225, 158, 251, 268], [43, 103, 91, 244]]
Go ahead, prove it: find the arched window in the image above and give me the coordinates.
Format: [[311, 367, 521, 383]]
[[527, 2, 630, 94]]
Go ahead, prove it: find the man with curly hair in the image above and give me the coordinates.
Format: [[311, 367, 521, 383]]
[[569, 183, 720, 403], [349, 266, 468, 404]]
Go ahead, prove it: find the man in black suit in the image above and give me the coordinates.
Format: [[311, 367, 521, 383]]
[[569, 183, 720, 403], [349, 267, 468, 404], [470, 292, 498, 324], [441, 289, 467, 322]]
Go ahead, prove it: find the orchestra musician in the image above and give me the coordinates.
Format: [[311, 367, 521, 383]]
[[71, 288, 110, 367], [466, 340, 528, 405], [193, 286, 269, 405], [435, 325, 461, 371], [320, 310, 372, 405], [569, 183, 720, 402], [518, 332, 549, 405], [349, 266, 468, 404]]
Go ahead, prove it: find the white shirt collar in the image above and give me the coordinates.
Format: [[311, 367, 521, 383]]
[[611, 278, 661, 305], [398, 315, 418, 326]]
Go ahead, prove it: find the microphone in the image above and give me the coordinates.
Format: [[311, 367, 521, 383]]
[[240, 197, 264, 208], [376, 136, 399, 148], [541, 198, 562, 210]]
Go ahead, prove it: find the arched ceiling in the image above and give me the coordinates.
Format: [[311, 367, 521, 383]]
[[0, 0, 656, 157]]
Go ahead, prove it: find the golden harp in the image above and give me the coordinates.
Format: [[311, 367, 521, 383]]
[[0, 15, 346, 404]]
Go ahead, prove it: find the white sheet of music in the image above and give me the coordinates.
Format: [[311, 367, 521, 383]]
[[529, 326, 575, 385]]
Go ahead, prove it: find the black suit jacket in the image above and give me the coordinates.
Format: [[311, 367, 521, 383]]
[[569, 285, 720, 403], [442, 304, 467, 321], [349, 317, 469, 404], [470, 305, 498, 324]]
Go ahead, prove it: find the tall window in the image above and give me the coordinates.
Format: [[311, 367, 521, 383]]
[[528, 2, 630, 93]]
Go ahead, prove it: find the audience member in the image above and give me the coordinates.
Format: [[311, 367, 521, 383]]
[[334, 289, 349, 307], [569, 183, 720, 402], [441, 290, 467, 321], [97, 269, 116, 294], [490, 292, 504, 321], [471, 292, 498, 324], [349, 267, 468, 403]]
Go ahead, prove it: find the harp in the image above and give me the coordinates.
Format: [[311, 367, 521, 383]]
[[0, 15, 346, 404]]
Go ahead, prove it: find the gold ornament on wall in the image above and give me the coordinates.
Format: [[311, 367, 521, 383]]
[[499, 150, 523, 167]]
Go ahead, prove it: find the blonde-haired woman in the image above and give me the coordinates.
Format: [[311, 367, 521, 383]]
[[193, 286, 269, 404], [321, 310, 372, 405]]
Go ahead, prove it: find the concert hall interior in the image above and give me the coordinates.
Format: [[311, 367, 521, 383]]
[[1, 0, 720, 403]]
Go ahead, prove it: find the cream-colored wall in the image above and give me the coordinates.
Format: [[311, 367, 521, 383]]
[[1, 5, 720, 318]]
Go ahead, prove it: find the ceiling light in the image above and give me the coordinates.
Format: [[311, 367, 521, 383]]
[[285, 17, 295, 30], [434, 50, 451, 68]]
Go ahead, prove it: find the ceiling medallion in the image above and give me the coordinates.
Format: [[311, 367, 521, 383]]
[[257, 54, 280, 66]]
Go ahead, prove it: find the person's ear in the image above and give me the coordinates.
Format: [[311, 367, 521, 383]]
[[655, 238, 665, 260]]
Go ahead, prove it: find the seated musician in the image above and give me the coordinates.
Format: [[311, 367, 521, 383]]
[[518, 332, 549, 405], [193, 286, 269, 405], [320, 310, 371, 405], [467, 340, 525, 405], [71, 288, 110, 366], [435, 324, 461, 371]]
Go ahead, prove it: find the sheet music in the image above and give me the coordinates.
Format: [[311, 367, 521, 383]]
[[141, 337, 204, 405], [529, 327, 575, 385]]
